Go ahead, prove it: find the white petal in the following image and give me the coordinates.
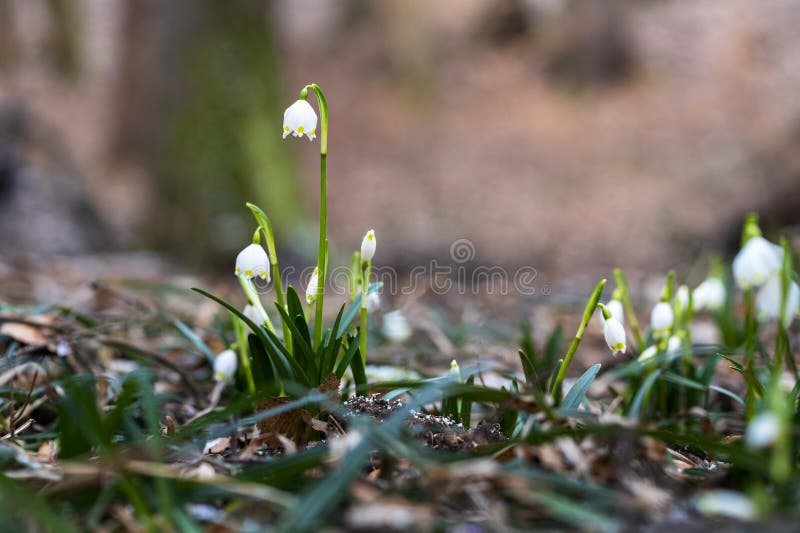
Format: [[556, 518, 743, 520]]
[[283, 99, 317, 140]]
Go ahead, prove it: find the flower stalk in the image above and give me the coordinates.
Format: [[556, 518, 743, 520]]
[[550, 278, 606, 404], [300, 83, 330, 349]]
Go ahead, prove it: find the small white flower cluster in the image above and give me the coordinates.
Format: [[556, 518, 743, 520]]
[[733, 236, 799, 327]]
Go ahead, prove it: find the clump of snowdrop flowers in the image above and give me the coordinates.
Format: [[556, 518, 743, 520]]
[[382, 310, 412, 343], [733, 236, 783, 289], [756, 276, 800, 327], [650, 302, 674, 338], [213, 349, 238, 383], [598, 303, 626, 355], [235, 243, 270, 281], [282, 99, 317, 140], [360, 229, 376, 262], [305, 268, 321, 305], [693, 277, 726, 311]]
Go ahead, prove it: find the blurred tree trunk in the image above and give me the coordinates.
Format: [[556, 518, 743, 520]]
[[111, 0, 301, 266]]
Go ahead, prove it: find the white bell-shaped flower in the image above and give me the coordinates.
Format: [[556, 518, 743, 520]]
[[693, 278, 726, 311], [213, 349, 238, 383], [235, 244, 269, 280], [755, 276, 800, 327], [667, 335, 682, 355], [603, 317, 626, 355], [282, 99, 317, 140], [243, 304, 267, 326], [650, 302, 674, 337], [361, 229, 376, 262], [733, 237, 783, 289], [382, 310, 412, 343], [305, 268, 320, 304], [745, 412, 780, 449], [366, 291, 381, 313], [600, 299, 624, 325]]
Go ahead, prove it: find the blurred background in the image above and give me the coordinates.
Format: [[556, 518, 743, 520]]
[[1, 0, 800, 301]]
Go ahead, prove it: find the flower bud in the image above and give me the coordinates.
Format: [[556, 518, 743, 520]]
[[360, 229, 376, 262], [305, 268, 320, 304], [213, 349, 237, 383]]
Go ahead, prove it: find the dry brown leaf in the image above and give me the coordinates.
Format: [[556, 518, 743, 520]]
[[203, 437, 230, 455], [0, 322, 48, 345], [256, 398, 304, 448], [318, 372, 341, 401]]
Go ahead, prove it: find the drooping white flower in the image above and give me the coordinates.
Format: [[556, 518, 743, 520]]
[[600, 299, 624, 325], [282, 99, 317, 140], [693, 278, 726, 311], [235, 244, 269, 280], [603, 317, 626, 355], [745, 412, 780, 449], [650, 302, 674, 337], [366, 291, 381, 313], [382, 310, 412, 343], [360, 229, 376, 262], [733, 236, 783, 289], [213, 349, 238, 383], [243, 304, 267, 329], [666, 335, 682, 355], [305, 268, 320, 304], [755, 276, 800, 327]]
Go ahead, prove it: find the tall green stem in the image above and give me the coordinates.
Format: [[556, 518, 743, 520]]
[[360, 258, 372, 364], [302, 83, 329, 349], [550, 279, 606, 404], [743, 287, 756, 419], [238, 275, 276, 335]]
